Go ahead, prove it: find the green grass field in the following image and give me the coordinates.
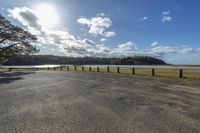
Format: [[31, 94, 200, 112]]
[[1, 66, 200, 79]]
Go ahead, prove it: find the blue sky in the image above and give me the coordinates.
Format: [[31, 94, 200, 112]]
[[1, 0, 200, 64]]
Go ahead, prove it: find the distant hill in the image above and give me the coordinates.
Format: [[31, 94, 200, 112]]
[[3, 55, 167, 65]]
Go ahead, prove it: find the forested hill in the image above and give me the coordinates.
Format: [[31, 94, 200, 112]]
[[3, 55, 167, 65]]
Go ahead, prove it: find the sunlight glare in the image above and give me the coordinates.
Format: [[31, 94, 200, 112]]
[[35, 4, 59, 28]]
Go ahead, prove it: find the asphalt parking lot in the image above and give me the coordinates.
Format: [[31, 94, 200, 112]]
[[0, 71, 200, 133]]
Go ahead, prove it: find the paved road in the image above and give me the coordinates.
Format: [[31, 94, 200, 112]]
[[0, 71, 200, 133]]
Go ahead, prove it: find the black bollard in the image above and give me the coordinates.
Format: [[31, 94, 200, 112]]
[[117, 67, 120, 73], [132, 68, 135, 75], [178, 69, 183, 78], [107, 67, 110, 73], [152, 68, 155, 76]]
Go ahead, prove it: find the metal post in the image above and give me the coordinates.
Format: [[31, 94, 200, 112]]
[[97, 67, 99, 72], [152, 68, 155, 76], [117, 67, 120, 73], [178, 69, 183, 78], [132, 68, 135, 75], [107, 66, 110, 73]]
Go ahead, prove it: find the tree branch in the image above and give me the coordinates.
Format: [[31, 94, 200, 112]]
[[0, 38, 7, 44], [0, 43, 20, 53]]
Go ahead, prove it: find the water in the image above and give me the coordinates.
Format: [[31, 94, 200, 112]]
[[0, 65, 66, 69]]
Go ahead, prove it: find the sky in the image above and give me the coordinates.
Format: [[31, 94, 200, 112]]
[[0, 0, 200, 64]]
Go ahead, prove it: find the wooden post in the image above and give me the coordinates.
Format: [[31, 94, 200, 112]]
[[53, 67, 56, 71], [67, 66, 69, 71], [89, 67, 91, 71], [74, 66, 77, 71], [117, 67, 120, 73], [151, 68, 155, 76], [97, 67, 99, 72], [47, 67, 49, 70], [60, 66, 63, 71], [107, 66, 110, 73], [132, 68, 135, 75], [82, 66, 84, 71], [9, 68, 11, 72], [178, 69, 183, 78]]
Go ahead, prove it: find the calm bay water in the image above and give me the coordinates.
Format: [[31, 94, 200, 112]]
[[0, 65, 64, 69]]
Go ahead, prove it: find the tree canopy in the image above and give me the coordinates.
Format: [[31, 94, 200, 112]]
[[0, 14, 39, 63]]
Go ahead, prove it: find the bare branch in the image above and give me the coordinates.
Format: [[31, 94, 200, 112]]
[[0, 13, 39, 63], [0, 38, 7, 44]]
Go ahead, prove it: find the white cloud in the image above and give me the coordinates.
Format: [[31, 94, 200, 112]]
[[148, 42, 200, 58], [8, 7, 42, 31], [149, 45, 175, 57], [179, 46, 194, 54], [140, 16, 148, 21], [161, 11, 172, 23], [77, 15, 116, 37], [97, 13, 105, 17], [162, 11, 170, 15], [77, 17, 91, 26], [151, 42, 159, 47], [100, 38, 107, 42], [149, 42, 176, 57], [104, 31, 116, 37], [81, 39, 96, 45], [117, 42, 137, 50], [109, 42, 139, 57], [162, 16, 172, 23]]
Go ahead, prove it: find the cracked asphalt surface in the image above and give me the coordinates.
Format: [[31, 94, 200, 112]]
[[0, 71, 200, 133]]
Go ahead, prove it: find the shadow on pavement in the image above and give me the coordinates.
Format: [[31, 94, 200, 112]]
[[0, 72, 35, 84]]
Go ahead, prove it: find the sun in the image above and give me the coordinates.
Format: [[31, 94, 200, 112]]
[[35, 4, 59, 28]]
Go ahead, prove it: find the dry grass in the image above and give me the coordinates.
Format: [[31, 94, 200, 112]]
[[1, 66, 200, 79], [64, 66, 200, 79]]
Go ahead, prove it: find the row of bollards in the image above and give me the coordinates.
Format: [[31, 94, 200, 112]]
[[64, 66, 183, 78], [5, 66, 183, 78], [45, 66, 184, 78]]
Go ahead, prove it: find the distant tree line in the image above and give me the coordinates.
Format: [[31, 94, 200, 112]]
[[3, 55, 167, 65]]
